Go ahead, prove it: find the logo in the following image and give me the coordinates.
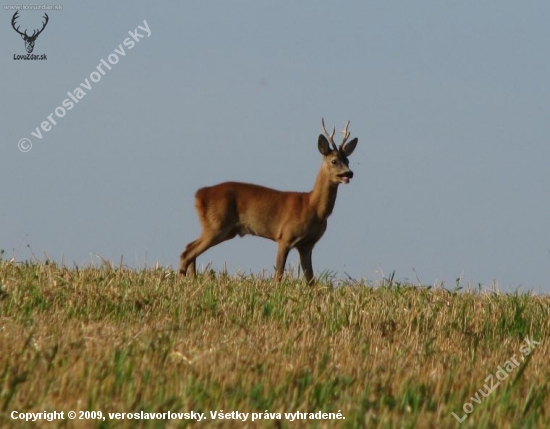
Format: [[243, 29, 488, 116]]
[[11, 11, 48, 54]]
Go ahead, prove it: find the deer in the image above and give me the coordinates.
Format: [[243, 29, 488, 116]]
[[11, 11, 49, 54], [179, 119, 358, 285]]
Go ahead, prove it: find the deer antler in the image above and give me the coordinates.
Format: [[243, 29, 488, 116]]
[[11, 11, 26, 37], [321, 118, 337, 151], [31, 13, 49, 39], [339, 121, 351, 149], [11, 12, 49, 39]]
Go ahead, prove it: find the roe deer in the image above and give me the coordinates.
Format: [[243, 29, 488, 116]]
[[179, 119, 358, 285]]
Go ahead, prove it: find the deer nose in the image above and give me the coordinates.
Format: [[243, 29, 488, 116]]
[[342, 170, 353, 178]]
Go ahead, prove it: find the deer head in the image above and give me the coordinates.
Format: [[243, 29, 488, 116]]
[[319, 118, 358, 184], [12, 11, 49, 53]]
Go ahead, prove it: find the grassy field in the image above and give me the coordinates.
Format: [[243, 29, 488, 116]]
[[0, 259, 549, 428]]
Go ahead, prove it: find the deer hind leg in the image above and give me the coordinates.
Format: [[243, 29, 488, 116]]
[[179, 230, 237, 277], [179, 239, 199, 276]]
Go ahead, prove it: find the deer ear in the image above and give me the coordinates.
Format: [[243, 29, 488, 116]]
[[342, 138, 358, 157], [318, 135, 332, 156]]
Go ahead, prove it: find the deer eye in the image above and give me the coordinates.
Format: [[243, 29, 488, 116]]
[[331, 159, 338, 165]]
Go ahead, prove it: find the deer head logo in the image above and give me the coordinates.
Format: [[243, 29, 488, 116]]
[[11, 11, 49, 53]]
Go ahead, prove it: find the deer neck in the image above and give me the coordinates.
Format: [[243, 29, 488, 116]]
[[309, 169, 339, 219]]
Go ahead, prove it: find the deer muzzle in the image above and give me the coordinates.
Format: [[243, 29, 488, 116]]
[[338, 170, 354, 184]]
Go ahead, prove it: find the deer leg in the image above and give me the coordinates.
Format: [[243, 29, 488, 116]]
[[275, 242, 291, 282], [297, 245, 315, 286], [179, 239, 199, 276], [180, 231, 236, 277], [187, 259, 197, 277]]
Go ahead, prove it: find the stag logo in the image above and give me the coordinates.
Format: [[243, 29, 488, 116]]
[[11, 11, 49, 53]]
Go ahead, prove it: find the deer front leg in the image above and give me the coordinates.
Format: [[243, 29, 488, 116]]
[[297, 245, 315, 285], [275, 242, 290, 282]]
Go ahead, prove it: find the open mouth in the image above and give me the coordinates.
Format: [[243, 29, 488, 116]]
[[338, 172, 353, 184]]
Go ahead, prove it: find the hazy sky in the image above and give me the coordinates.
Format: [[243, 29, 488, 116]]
[[1, 1, 549, 292]]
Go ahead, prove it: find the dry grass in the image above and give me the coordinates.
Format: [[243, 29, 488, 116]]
[[0, 259, 549, 428]]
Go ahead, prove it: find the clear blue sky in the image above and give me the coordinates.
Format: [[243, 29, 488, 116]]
[[1, 1, 549, 292]]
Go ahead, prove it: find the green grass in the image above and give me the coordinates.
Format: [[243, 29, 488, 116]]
[[0, 259, 549, 428]]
